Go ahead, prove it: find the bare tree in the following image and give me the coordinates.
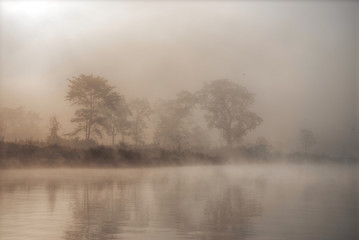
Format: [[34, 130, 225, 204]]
[[47, 116, 60, 145], [129, 98, 152, 146], [66, 74, 120, 142], [300, 129, 316, 154], [198, 79, 262, 148]]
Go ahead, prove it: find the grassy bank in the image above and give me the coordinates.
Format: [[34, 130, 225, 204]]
[[0, 141, 354, 168], [0, 141, 222, 168]]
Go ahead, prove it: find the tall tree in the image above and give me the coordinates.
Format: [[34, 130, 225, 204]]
[[66, 74, 120, 142], [129, 98, 152, 146], [300, 129, 315, 154], [153, 91, 197, 150], [198, 79, 262, 148], [47, 116, 61, 145], [105, 96, 132, 145]]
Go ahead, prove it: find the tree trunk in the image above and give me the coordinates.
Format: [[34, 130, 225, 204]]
[[87, 123, 92, 141], [134, 120, 138, 146], [85, 122, 89, 141], [225, 127, 233, 149], [112, 125, 115, 146]]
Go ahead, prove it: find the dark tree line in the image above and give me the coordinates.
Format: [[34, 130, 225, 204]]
[[65, 75, 152, 147], [0, 74, 327, 164], [64, 74, 262, 150]]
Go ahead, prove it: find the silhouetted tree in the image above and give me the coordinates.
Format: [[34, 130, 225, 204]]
[[105, 96, 132, 145], [198, 79, 262, 148], [0, 107, 42, 141], [129, 98, 152, 146], [187, 125, 211, 152], [300, 129, 315, 154], [66, 74, 120, 142], [47, 116, 60, 145], [153, 91, 197, 151], [242, 137, 271, 159], [255, 137, 271, 156]]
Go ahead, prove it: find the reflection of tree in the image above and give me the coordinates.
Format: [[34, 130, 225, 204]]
[[63, 170, 261, 240], [64, 178, 151, 240], [64, 183, 118, 240], [46, 181, 59, 212], [152, 171, 261, 240], [203, 188, 261, 239]]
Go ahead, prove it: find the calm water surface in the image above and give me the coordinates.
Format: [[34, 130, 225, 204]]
[[0, 164, 357, 240]]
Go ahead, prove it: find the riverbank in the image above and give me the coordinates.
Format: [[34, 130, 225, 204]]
[[0, 141, 222, 168], [0, 141, 355, 168]]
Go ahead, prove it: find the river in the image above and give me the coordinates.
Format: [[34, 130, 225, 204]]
[[0, 163, 357, 240]]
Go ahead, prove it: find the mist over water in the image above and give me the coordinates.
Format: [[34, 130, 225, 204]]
[[0, 164, 357, 240], [0, 1, 358, 239]]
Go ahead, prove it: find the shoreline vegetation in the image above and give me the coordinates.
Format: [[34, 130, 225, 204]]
[[0, 141, 355, 169], [1, 76, 356, 166]]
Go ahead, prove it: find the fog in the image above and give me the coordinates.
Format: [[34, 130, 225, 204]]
[[0, 1, 358, 156]]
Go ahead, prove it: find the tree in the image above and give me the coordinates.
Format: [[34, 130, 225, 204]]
[[242, 137, 271, 159], [105, 96, 132, 145], [186, 125, 211, 152], [66, 74, 120, 142], [129, 98, 152, 146], [198, 79, 262, 148], [47, 116, 60, 145], [153, 91, 197, 150], [300, 129, 315, 154], [0, 107, 42, 141]]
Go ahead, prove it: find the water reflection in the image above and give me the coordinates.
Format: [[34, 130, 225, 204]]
[[62, 168, 261, 240], [0, 165, 356, 240]]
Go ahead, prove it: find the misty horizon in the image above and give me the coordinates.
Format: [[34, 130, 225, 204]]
[[0, 2, 358, 240], [0, 0, 358, 157]]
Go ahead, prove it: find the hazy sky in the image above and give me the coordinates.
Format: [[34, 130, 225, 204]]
[[1, 0, 358, 155]]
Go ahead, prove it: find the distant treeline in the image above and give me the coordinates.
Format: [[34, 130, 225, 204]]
[[0, 76, 263, 151], [0, 141, 222, 168], [0, 140, 352, 168], [1, 74, 355, 164]]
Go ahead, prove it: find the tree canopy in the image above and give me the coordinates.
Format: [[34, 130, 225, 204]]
[[198, 79, 262, 148], [105, 95, 132, 145], [66, 74, 121, 142], [153, 91, 198, 150], [129, 98, 152, 146], [47, 116, 61, 145]]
